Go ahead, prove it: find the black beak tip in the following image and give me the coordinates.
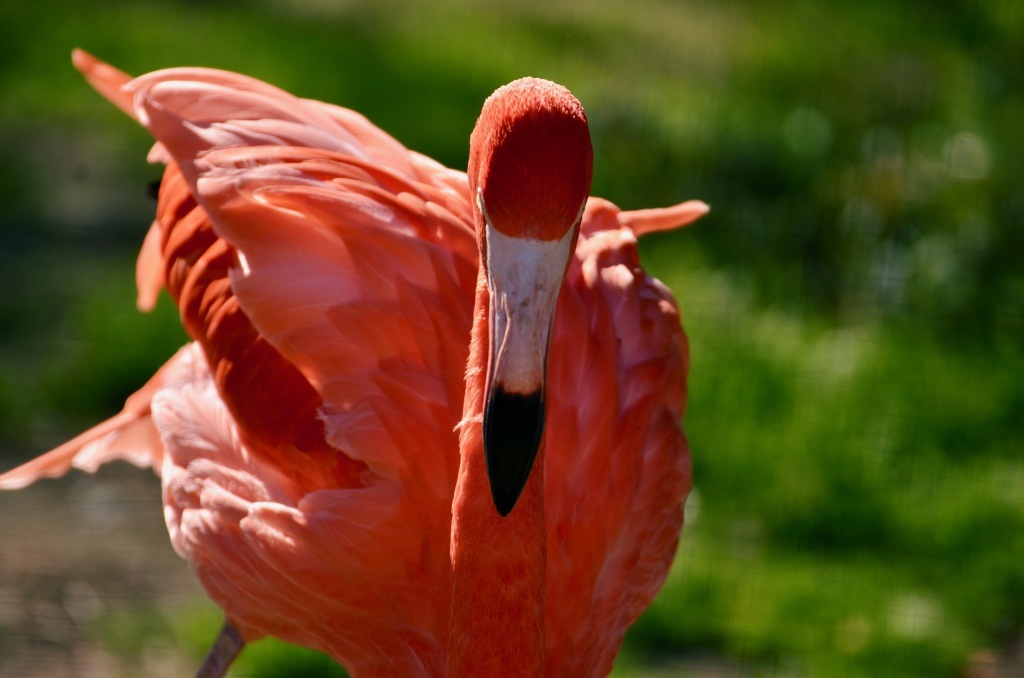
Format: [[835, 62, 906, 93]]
[[492, 484, 520, 518], [483, 386, 545, 517]]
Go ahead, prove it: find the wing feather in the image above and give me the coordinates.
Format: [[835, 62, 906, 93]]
[[545, 205, 692, 676]]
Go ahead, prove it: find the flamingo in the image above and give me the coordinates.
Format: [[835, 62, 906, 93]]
[[0, 50, 707, 677]]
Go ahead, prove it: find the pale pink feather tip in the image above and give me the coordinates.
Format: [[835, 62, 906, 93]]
[[619, 200, 709, 236], [0, 410, 158, 490], [71, 48, 135, 118], [135, 223, 165, 311]]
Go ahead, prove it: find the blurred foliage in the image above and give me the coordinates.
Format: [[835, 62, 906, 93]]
[[627, 254, 1024, 675], [0, 0, 1021, 676]]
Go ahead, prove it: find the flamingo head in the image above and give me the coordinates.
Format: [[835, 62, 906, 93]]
[[468, 78, 593, 516]]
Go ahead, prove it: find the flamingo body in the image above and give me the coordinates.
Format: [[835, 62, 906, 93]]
[[0, 51, 706, 676]]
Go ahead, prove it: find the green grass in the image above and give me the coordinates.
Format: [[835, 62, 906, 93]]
[[615, 251, 1023, 675]]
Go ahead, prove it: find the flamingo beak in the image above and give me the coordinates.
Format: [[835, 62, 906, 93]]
[[479, 192, 579, 516]]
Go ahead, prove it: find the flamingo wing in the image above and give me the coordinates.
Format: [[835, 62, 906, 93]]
[[1, 52, 705, 677], [20, 52, 480, 676], [125, 61, 483, 674], [543, 198, 696, 676]]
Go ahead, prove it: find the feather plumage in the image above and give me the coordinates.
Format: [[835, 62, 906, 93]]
[[0, 51, 705, 677]]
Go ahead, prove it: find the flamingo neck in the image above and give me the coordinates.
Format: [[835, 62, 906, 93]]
[[447, 269, 548, 676]]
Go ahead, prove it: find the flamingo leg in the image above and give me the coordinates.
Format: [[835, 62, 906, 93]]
[[194, 620, 245, 678]]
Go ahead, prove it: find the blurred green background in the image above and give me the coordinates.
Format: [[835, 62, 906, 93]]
[[0, 0, 1021, 676]]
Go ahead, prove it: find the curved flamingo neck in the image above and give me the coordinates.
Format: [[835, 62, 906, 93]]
[[448, 269, 548, 676]]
